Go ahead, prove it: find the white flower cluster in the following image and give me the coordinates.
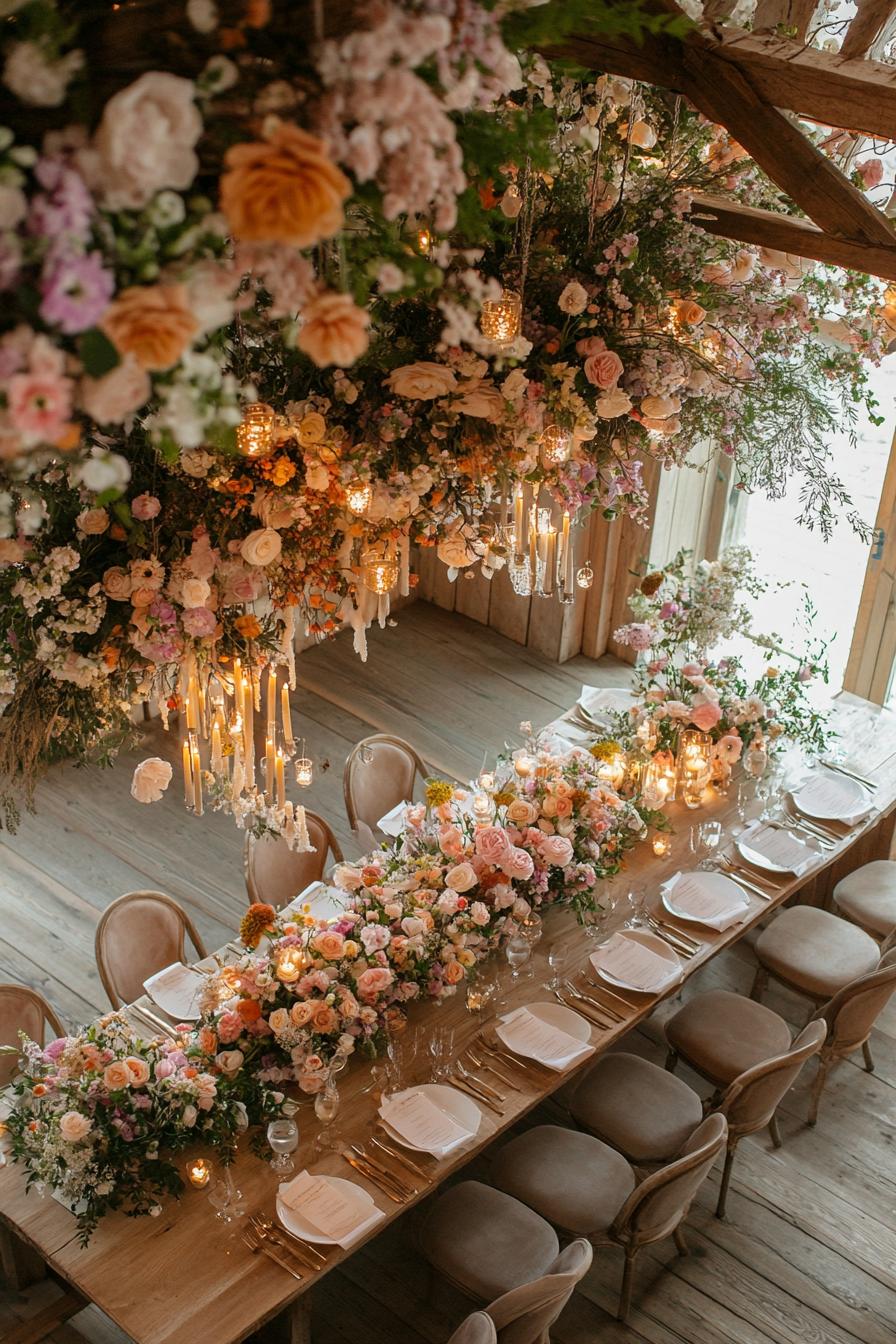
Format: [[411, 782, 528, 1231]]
[[144, 348, 248, 450], [11, 545, 79, 615]]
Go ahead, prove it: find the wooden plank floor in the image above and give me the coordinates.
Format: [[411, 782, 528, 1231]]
[[2, 602, 894, 1344]]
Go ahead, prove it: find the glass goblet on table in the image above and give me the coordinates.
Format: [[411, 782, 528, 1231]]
[[267, 1118, 299, 1176], [505, 933, 532, 980]]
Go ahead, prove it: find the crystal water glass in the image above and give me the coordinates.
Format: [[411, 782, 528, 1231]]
[[505, 933, 531, 979], [545, 944, 565, 990], [313, 1071, 343, 1156], [623, 886, 646, 928], [267, 1118, 299, 1176], [701, 820, 722, 853]]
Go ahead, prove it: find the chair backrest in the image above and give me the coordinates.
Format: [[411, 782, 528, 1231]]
[[447, 1312, 498, 1344], [486, 1239, 592, 1344], [343, 733, 427, 834], [612, 1114, 728, 1247], [95, 891, 207, 1009], [818, 947, 896, 1055], [0, 984, 65, 1087], [718, 1020, 826, 1137], [244, 812, 344, 909]]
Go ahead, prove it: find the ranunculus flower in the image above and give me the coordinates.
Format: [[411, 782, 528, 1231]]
[[690, 698, 722, 732], [103, 284, 198, 371], [131, 757, 173, 804], [584, 349, 624, 388], [558, 280, 588, 315], [95, 72, 202, 209], [296, 290, 369, 368], [59, 1111, 93, 1143], [221, 123, 350, 247], [132, 493, 161, 520], [240, 527, 282, 567], [386, 361, 457, 400], [445, 862, 478, 892], [80, 354, 151, 425]]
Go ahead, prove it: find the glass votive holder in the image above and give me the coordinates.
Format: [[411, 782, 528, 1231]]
[[652, 833, 671, 858], [187, 1156, 212, 1189]]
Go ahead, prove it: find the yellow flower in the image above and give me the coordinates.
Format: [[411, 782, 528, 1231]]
[[765, 667, 780, 680], [590, 739, 624, 762], [493, 787, 516, 807], [342, 939, 359, 958], [425, 778, 455, 808]]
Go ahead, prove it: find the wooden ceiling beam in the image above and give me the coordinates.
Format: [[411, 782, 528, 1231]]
[[840, 0, 896, 60], [686, 193, 896, 280]]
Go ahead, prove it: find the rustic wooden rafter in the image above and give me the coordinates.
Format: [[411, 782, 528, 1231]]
[[840, 0, 896, 60]]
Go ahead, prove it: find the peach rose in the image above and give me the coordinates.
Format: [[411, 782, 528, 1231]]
[[296, 290, 370, 368], [268, 1008, 290, 1034], [673, 299, 706, 327], [444, 961, 465, 984], [240, 527, 282, 567], [76, 507, 109, 535], [80, 353, 151, 425], [356, 967, 394, 999], [181, 577, 211, 608], [584, 349, 624, 388], [445, 862, 478, 892], [506, 798, 538, 826], [59, 1111, 93, 1143], [313, 930, 345, 960], [311, 1004, 339, 1033], [386, 361, 457, 400], [0, 539, 25, 565], [95, 72, 202, 210], [103, 285, 198, 372], [690, 699, 722, 732], [291, 1001, 316, 1028], [221, 123, 350, 247], [130, 757, 172, 804], [124, 1056, 151, 1086], [103, 1061, 131, 1090]]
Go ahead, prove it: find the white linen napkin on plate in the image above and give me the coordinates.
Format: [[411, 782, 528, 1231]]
[[579, 685, 634, 719], [793, 774, 873, 826], [738, 821, 816, 875], [142, 963, 203, 1020], [660, 871, 749, 931], [279, 1171, 384, 1248], [379, 1089, 475, 1157], [497, 1007, 594, 1071], [590, 933, 681, 993], [377, 800, 413, 837]]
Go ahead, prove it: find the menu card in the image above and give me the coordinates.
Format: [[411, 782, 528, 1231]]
[[380, 1090, 474, 1156], [143, 963, 203, 1021], [279, 1171, 383, 1247], [497, 1007, 594, 1071], [794, 774, 872, 824], [591, 932, 680, 993], [738, 822, 815, 874], [662, 871, 748, 930]]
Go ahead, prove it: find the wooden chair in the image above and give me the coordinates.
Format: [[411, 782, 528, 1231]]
[[808, 948, 896, 1124], [244, 812, 344, 909], [343, 733, 428, 846], [749, 905, 880, 1010], [488, 1116, 726, 1322], [0, 984, 65, 1087], [833, 859, 896, 941], [447, 1313, 497, 1344], [94, 891, 207, 1009]]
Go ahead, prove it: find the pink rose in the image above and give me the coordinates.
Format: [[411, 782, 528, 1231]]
[[132, 492, 161, 520], [681, 662, 704, 679], [356, 967, 394, 1000], [857, 158, 884, 190], [690, 699, 722, 731], [503, 847, 535, 880], [217, 1011, 243, 1044], [438, 823, 465, 858], [575, 336, 605, 356], [584, 349, 624, 388], [539, 834, 575, 867], [474, 826, 512, 867]]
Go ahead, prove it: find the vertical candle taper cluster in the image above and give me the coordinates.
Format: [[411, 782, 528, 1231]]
[[508, 485, 579, 603]]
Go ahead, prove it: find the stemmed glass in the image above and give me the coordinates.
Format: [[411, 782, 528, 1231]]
[[313, 1058, 347, 1156], [267, 1117, 299, 1176], [623, 885, 646, 929], [505, 932, 531, 980], [207, 1165, 246, 1222], [545, 943, 566, 991]]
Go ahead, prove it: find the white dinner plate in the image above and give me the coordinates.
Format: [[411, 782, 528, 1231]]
[[496, 999, 591, 1055], [792, 772, 868, 821], [594, 928, 681, 992], [379, 1083, 481, 1153], [735, 832, 791, 874], [662, 870, 749, 923], [277, 1175, 375, 1245]]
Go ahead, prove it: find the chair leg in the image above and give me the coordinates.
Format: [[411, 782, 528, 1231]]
[[664, 1048, 679, 1073], [716, 1138, 738, 1219], [749, 966, 768, 1003], [768, 1111, 782, 1149], [618, 1248, 638, 1323], [673, 1224, 689, 1256], [862, 1039, 875, 1073], [808, 1056, 831, 1127]]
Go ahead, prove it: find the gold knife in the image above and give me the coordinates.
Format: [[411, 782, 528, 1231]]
[[370, 1135, 430, 1185], [350, 1146, 416, 1196], [340, 1151, 404, 1203], [449, 1073, 504, 1115]]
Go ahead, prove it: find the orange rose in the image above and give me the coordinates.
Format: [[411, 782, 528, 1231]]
[[236, 999, 261, 1024], [234, 613, 262, 639], [444, 960, 465, 985], [103, 284, 198, 371], [220, 123, 350, 248], [311, 1004, 339, 1033], [296, 291, 370, 368]]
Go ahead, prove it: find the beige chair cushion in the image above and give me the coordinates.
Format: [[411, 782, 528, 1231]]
[[490, 1125, 635, 1237], [570, 1052, 703, 1162], [834, 860, 896, 937], [447, 1312, 497, 1344], [665, 989, 791, 1086], [421, 1181, 559, 1302], [755, 906, 880, 999]]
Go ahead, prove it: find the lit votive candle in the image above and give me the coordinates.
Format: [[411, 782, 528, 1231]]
[[276, 949, 304, 983], [187, 1157, 212, 1189], [652, 833, 671, 857]]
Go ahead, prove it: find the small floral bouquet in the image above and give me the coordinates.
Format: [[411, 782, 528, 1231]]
[[2, 1012, 281, 1243]]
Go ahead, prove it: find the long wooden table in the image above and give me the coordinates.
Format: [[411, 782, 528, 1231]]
[[3, 691, 896, 1344]]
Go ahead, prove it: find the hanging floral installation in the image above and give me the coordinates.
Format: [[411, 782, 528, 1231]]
[[0, 0, 889, 835]]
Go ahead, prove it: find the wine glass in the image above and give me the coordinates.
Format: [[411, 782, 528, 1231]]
[[545, 944, 565, 991], [207, 1178, 237, 1223], [623, 886, 645, 929], [266, 1118, 299, 1176], [518, 911, 543, 947], [700, 820, 721, 854], [313, 1064, 345, 1156], [688, 823, 704, 859], [505, 933, 531, 979]]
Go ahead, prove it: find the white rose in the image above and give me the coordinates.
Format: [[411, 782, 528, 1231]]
[[445, 862, 478, 893], [254, 489, 300, 530], [181, 576, 211, 608], [304, 463, 330, 491], [76, 507, 109, 535], [80, 355, 151, 426], [452, 380, 506, 420], [240, 527, 282, 566], [214, 1049, 244, 1074], [182, 1104, 198, 1127], [131, 757, 173, 804], [94, 72, 202, 210], [3, 41, 83, 107], [437, 535, 477, 569], [180, 447, 214, 478], [386, 361, 457, 400], [71, 450, 131, 494], [558, 281, 588, 315], [59, 1111, 93, 1143], [594, 388, 633, 419]]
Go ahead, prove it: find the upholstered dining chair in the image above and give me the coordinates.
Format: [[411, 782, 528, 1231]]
[[447, 1312, 498, 1344], [807, 948, 896, 1124], [343, 733, 428, 847], [95, 891, 208, 1009], [420, 1181, 591, 1342], [488, 1115, 727, 1321], [244, 811, 344, 909], [0, 984, 65, 1087], [833, 859, 896, 941], [749, 905, 881, 1010]]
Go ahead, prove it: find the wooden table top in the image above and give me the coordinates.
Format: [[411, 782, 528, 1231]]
[[3, 690, 896, 1344]]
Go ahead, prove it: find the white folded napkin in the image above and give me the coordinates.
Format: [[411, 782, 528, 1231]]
[[661, 871, 749, 931], [794, 774, 873, 826], [738, 821, 816, 875], [379, 1090, 475, 1157], [579, 685, 634, 719], [497, 1007, 594, 1071], [591, 932, 681, 993], [143, 963, 203, 1021], [377, 801, 413, 837], [279, 1171, 384, 1248]]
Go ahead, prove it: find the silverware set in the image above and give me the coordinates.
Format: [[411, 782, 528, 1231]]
[[645, 915, 702, 957], [820, 759, 878, 791], [245, 1213, 327, 1277], [449, 1060, 506, 1114], [716, 856, 778, 900], [341, 1148, 411, 1202]]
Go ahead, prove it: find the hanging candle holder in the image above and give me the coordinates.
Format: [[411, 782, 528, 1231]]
[[576, 562, 594, 590], [236, 402, 277, 458], [361, 547, 399, 595], [540, 424, 573, 467], [676, 729, 712, 809], [345, 480, 373, 516], [295, 740, 313, 788], [480, 289, 522, 348]]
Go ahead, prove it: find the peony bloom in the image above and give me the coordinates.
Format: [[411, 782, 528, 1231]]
[[386, 361, 457, 400], [240, 526, 282, 567], [131, 757, 173, 804], [295, 290, 369, 367], [584, 349, 624, 388], [79, 354, 151, 425], [95, 72, 202, 210], [59, 1111, 93, 1143], [220, 122, 350, 247], [103, 284, 198, 371], [690, 698, 722, 732], [558, 280, 588, 315]]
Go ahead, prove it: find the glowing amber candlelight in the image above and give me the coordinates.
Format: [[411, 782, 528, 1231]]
[[652, 833, 671, 857], [295, 756, 313, 788], [345, 480, 373, 516], [276, 949, 304, 983], [236, 401, 276, 458], [480, 289, 521, 346], [187, 1157, 212, 1188], [541, 424, 572, 466]]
